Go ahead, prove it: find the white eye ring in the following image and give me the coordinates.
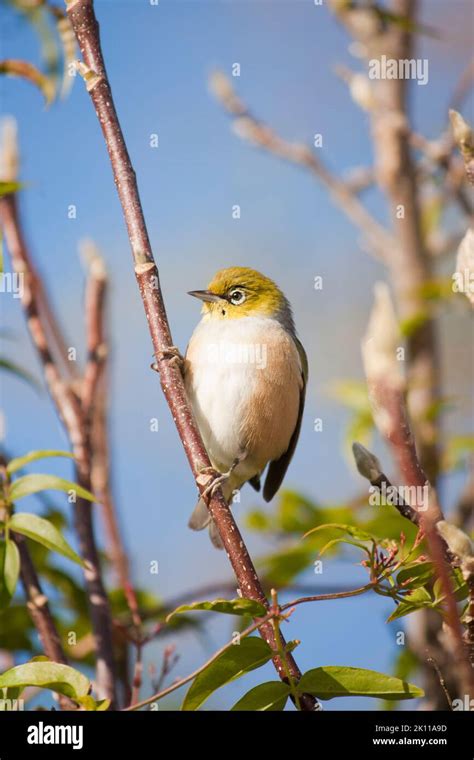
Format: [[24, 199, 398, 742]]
[[230, 289, 245, 305]]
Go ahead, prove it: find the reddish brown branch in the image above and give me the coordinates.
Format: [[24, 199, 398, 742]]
[[0, 192, 117, 706], [66, 0, 317, 711], [13, 533, 76, 710], [82, 243, 108, 416], [360, 284, 474, 700], [78, 241, 135, 599]]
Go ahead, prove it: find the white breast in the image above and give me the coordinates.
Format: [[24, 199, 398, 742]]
[[184, 316, 302, 486]]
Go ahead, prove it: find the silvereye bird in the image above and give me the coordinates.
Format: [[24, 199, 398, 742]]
[[184, 267, 308, 549]]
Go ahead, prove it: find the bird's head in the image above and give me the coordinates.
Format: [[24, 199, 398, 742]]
[[188, 266, 294, 330]]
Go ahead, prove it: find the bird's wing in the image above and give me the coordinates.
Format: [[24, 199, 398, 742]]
[[248, 474, 261, 492], [263, 336, 307, 502]]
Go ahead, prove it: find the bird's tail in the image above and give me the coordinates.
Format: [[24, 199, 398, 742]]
[[188, 497, 211, 531], [188, 497, 225, 549], [188, 479, 237, 550]]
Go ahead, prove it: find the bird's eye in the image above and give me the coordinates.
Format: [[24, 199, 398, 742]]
[[229, 289, 245, 305]]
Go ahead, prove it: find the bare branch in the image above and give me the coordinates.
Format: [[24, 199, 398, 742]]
[[12, 533, 76, 710], [81, 239, 108, 415], [209, 70, 396, 263]]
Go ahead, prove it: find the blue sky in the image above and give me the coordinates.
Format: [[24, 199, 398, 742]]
[[1, 0, 473, 709]]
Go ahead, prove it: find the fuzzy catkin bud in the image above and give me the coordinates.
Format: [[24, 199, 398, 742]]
[[454, 228, 474, 306], [436, 520, 473, 560]]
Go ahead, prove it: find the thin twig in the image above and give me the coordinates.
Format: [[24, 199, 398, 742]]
[[426, 654, 453, 710], [12, 533, 76, 710], [81, 241, 108, 416], [136, 580, 368, 623], [150, 645, 179, 694], [124, 582, 376, 712], [129, 641, 143, 707], [209, 70, 396, 263], [80, 240, 137, 615], [279, 583, 376, 611], [123, 609, 280, 712]]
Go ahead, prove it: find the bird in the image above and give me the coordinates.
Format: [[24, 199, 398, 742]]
[[183, 266, 307, 549]]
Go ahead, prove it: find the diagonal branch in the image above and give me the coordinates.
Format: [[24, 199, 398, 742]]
[[65, 0, 318, 711], [208, 70, 397, 263], [81, 241, 133, 592], [13, 534, 76, 710], [81, 240, 108, 417]]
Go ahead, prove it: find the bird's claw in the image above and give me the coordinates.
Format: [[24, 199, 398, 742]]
[[150, 346, 184, 373], [201, 471, 230, 501], [197, 456, 244, 500], [196, 465, 221, 491]]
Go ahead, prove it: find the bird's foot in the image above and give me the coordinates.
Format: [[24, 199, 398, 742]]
[[197, 455, 246, 501], [150, 346, 184, 373], [195, 466, 223, 497], [201, 472, 230, 500]]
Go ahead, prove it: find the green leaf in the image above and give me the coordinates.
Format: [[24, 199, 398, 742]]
[[95, 698, 110, 711], [9, 513, 85, 567], [256, 544, 316, 587], [397, 561, 434, 589], [245, 509, 271, 532], [432, 574, 468, 606], [75, 695, 110, 711], [319, 537, 371, 557], [247, 490, 353, 538], [231, 681, 291, 711], [7, 450, 74, 475], [166, 598, 266, 623], [386, 587, 433, 622], [0, 357, 41, 391], [274, 490, 322, 534], [0, 539, 20, 608], [298, 666, 424, 700], [384, 648, 420, 711], [182, 637, 273, 711], [0, 661, 90, 700], [9, 474, 96, 503], [304, 523, 374, 542], [0, 604, 35, 651]]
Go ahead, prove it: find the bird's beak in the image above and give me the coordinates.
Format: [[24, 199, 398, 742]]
[[187, 290, 222, 303]]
